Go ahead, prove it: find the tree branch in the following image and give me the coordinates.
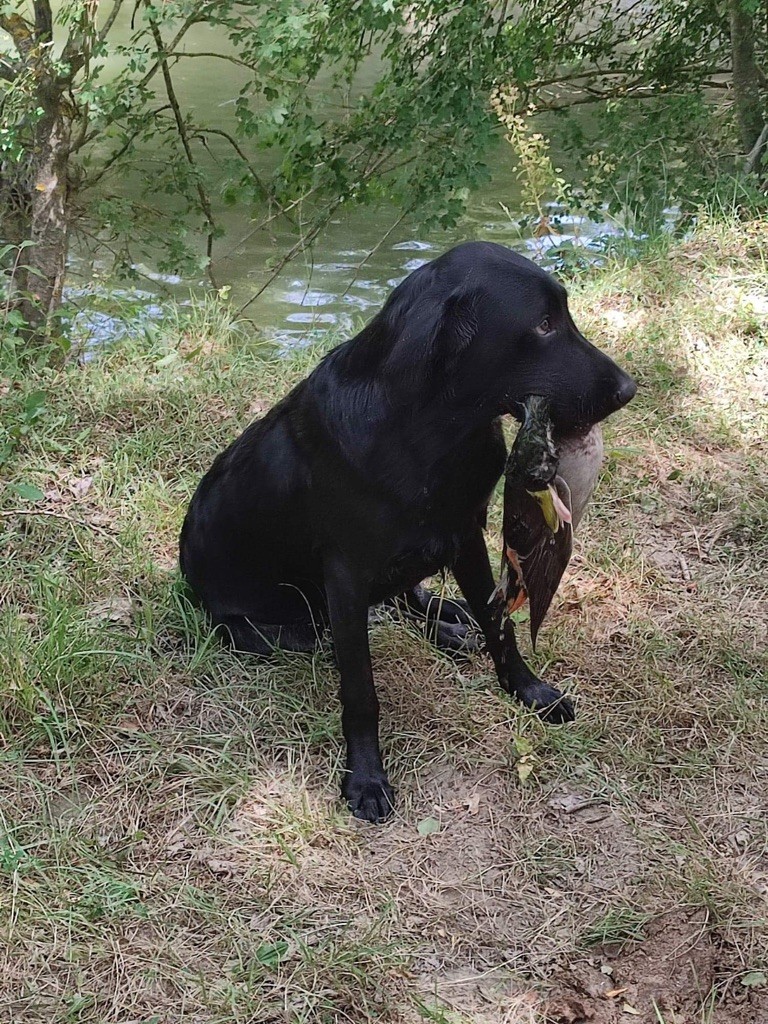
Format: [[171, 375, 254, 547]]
[[99, 0, 127, 42], [33, 1, 52, 44], [136, 4, 217, 92], [191, 127, 277, 209], [744, 123, 768, 175], [0, 58, 19, 82], [77, 105, 173, 177], [164, 50, 259, 71], [0, 13, 36, 60], [149, 19, 218, 289], [235, 203, 344, 316]]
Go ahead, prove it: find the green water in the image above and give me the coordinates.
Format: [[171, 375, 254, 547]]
[[78, 14, 618, 347]]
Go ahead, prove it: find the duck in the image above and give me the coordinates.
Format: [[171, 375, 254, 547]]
[[490, 395, 603, 648]]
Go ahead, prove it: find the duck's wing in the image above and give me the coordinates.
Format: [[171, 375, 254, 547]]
[[524, 476, 574, 649], [490, 484, 541, 622]]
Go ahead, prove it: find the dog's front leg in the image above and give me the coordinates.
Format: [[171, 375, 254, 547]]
[[453, 526, 574, 723], [324, 551, 395, 822]]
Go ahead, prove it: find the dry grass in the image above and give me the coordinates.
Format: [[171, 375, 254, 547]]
[[1, 221, 767, 1023]]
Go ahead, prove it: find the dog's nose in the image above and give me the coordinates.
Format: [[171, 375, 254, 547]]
[[613, 376, 637, 409]]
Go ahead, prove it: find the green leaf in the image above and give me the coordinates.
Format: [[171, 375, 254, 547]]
[[10, 483, 45, 501], [511, 736, 534, 758], [254, 941, 289, 968], [740, 971, 767, 989], [154, 351, 179, 369], [23, 391, 47, 422], [417, 816, 440, 836]]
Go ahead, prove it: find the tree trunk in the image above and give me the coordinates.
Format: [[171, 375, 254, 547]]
[[728, 0, 766, 161], [18, 84, 71, 337]]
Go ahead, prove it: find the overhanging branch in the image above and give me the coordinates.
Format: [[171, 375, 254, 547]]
[[149, 19, 219, 289]]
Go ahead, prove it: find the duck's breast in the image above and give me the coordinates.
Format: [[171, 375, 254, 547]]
[[555, 425, 604, 530]]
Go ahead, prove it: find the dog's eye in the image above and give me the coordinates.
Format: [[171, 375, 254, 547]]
[[535, 318, 553, 337]]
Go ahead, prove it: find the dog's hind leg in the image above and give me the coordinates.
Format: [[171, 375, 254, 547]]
[[385, 584, 481, 656], [400, 584, 476, 625], [216, 615, 325, 655]]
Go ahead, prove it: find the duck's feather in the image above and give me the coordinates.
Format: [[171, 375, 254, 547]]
[[524, 476, 573, 647], [493, 415, 602, 648]]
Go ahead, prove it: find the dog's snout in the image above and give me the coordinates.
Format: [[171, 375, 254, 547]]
[[613, 375, 637, 410]]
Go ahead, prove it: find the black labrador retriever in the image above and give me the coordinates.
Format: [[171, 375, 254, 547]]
[[180, 241, 636, 822]]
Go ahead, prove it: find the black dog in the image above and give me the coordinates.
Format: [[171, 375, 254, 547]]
[[180, 242, 636, 822]]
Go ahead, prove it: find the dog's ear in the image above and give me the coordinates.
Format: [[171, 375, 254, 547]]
[[385, 282, 484, 377], [432, 285, 482, 365]]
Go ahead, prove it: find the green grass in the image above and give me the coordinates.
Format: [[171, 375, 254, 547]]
[[1, 218, 767, 1022]]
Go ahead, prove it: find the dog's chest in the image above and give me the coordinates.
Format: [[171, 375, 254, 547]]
[[371, 422, 506, 602], [371, 529, 465, 603]]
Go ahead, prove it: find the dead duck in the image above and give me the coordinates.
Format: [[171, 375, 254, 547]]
[[490, 395, 603, 647]]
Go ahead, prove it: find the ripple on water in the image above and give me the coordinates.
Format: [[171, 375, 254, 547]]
[[353, 278, 386, 292], [285, 311, 338, 324], [342, 293, 380, 311], [391, 240, 435, 251], [281, 289, 336, 306], [311, 263, 356, 273]]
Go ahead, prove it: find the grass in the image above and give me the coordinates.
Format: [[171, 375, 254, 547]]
[[1, 218, 767, 1023]]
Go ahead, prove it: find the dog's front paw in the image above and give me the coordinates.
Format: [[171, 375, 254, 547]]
[[505, 678, 575, 724], [342, 770, 395, 823]]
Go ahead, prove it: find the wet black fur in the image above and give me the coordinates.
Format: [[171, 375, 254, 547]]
[[180, 241, 636, 822]]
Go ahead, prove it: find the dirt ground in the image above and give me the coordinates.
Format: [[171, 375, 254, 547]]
[[1, 222, 767, 1022]]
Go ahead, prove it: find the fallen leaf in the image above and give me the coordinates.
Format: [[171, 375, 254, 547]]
[[204, 856, 238, 878], [466, 792, 481, 815], [68, 475, 93, 498], [11, 482, 45, 501], [740, 970, 767, 988], [115, 719, 141, 733], [549, 792, 598, 813], [622, 1004, 641, 1016], [417, 816, 440, 836], [604, 987, 627, 999], [89, 594, 134, 624]]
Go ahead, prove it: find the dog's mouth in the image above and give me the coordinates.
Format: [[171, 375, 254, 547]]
[[505, 396, 591, 435], [503, 373, 636, 434]]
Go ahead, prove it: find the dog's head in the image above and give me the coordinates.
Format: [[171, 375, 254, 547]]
[[376, 241, 636, 433]]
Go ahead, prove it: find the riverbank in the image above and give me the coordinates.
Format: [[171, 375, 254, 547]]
[[1, 219, 767, 1022]]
